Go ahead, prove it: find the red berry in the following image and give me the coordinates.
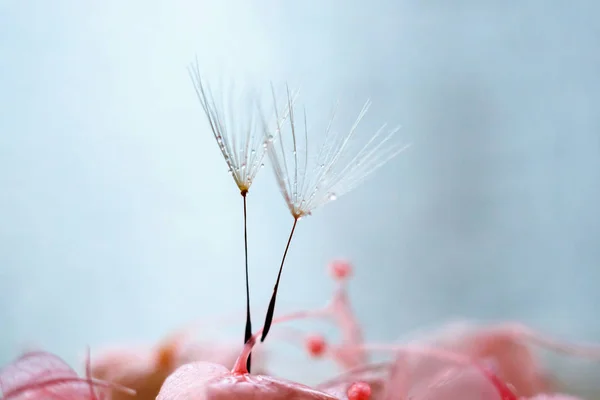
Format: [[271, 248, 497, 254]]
[[305, 334, 327, 357], [347, 381, 371, 400], [329, 260, 353, 281]]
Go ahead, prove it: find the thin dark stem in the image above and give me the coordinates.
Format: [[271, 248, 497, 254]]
[[261, 217, 299, 342], [242, 191, 252, 372]]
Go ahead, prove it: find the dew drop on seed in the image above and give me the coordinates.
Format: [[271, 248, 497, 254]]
[[260, 163, 265, 168]]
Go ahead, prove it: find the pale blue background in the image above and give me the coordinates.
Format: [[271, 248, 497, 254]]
[[1, 0, 599, 395]]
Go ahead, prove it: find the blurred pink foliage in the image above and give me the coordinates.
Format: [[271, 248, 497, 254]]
[[4, 261, 597, 400]]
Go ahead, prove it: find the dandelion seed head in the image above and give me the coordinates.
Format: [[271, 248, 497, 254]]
[[188, 59, 267, 194], [263, 85, 410, 219]]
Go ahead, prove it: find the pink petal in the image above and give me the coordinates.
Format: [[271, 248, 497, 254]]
[[158, 362, 337, 400], [0, 351, 102, 400], [0, 351, 77, 393]]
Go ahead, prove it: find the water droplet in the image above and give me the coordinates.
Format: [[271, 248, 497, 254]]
[[241, 163, 247, 170], [328, 193, 337, 201], [267, 135, 274, 142], [260, 163, 265, 168], [251, 150, 256, 155]]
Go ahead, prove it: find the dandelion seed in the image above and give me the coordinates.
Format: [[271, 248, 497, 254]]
[[188, 61, 266, 195], [188, 59, 269, 372], [259, 84, 410, 343]]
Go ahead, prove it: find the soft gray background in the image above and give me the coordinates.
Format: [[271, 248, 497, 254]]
[[1, 0, 599, 394]]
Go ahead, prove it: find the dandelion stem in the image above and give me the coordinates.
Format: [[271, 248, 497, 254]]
[[261, 217, 299, 342], [242, 191, 252, 372]]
